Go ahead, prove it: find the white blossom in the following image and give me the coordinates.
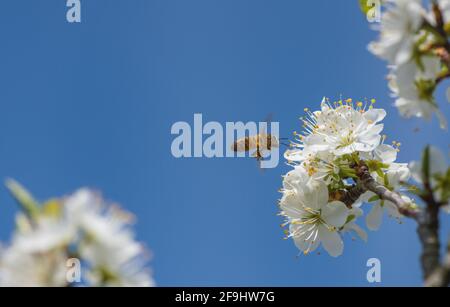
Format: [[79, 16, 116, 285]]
[[369, 0, 425, 65], [389, 56, 447, 129], [290, 98, 385, 157], [65, 189, 154, 287], [280, 168, 349, 257], [0, 213, 75, 287], [0, 186, 154, 287], [280, 97, 413, 256], [0, 244, 68, 287]]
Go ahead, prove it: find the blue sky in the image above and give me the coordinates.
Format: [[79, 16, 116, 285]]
[[0, 0, 449, 286]]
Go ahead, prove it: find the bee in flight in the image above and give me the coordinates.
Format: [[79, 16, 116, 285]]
[[231, 133, 287, 167]]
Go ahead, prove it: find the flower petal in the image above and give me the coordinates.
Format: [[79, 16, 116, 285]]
[[429, 146, 447, 175], [364, 109, 387, 124], [322, 201, 349, 228], [346, 223, 368, 242], [293, 227, 320, 254], [409, 161, 423, 184], [374, 144, 397, 163], [385, 201, 402, 218], [318, 225, 343, 257], [366, 203, 384, 231]]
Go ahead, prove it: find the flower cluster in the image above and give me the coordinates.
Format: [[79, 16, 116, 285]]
[[369, 0, 450, 129], [279, 97, 415, 257], [0, 181, 154, 287]]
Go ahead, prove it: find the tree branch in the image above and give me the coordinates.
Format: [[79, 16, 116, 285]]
[[342, 161, 447, 286], [354, 162, 418, 218], [415, 156, 444, 285], [417, 204, 441, 283], [338, 184, 367, 208], [424, 237, 450, 287]]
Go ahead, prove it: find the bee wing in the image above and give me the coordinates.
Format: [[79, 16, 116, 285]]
[[248, 136, 258, 150], [270, 135, 280, 148], [257, 134, 269, 150]]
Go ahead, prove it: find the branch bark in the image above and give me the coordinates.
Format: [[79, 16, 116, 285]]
[[354, 162, 418, 218], [417, 204, 441, 283], [424, 237, 450, 287], [416, 167, 445, 286], [339, 184, 366, 208]]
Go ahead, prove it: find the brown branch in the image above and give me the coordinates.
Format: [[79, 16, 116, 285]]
[[354, 162, 418, 218], [414, 154, 445, 284], [339, 160, 447, 286], [338, 184, 367, 208], [417, 204, 441, 282]]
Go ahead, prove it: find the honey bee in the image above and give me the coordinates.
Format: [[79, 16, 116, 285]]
[[231, 133, 283, 165], [232, 133, 280, 159], [231, 114, 287, 168]]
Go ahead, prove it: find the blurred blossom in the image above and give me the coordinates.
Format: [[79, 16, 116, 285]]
[[369, 0, 450, 128], [0, 183, 154, 287], [388, 56, 447, 129], [368, 0, 425, 66]]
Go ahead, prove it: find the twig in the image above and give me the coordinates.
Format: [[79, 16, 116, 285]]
[[354, 162, 418, 218], [338, 184, 367, 208]]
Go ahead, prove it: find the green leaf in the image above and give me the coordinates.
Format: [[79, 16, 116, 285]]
[[402, 182, 423, 195], [422, 146, 431, 184], [376, 168, 385, 180], [345, 214, 356, 224], [366, 160, 390, 173], [5, 179, 40, 218], [415, 79, 437, 103], [445, 22, 450, 35], [368, 195, 380, 202], [384, 172, 390, 188], [366, 160, 378, 172], [443, 168, 450, 202]]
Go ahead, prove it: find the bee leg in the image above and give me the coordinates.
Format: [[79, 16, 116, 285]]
[[257, 157, 267, 173], [256, 149, 263, 160]]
